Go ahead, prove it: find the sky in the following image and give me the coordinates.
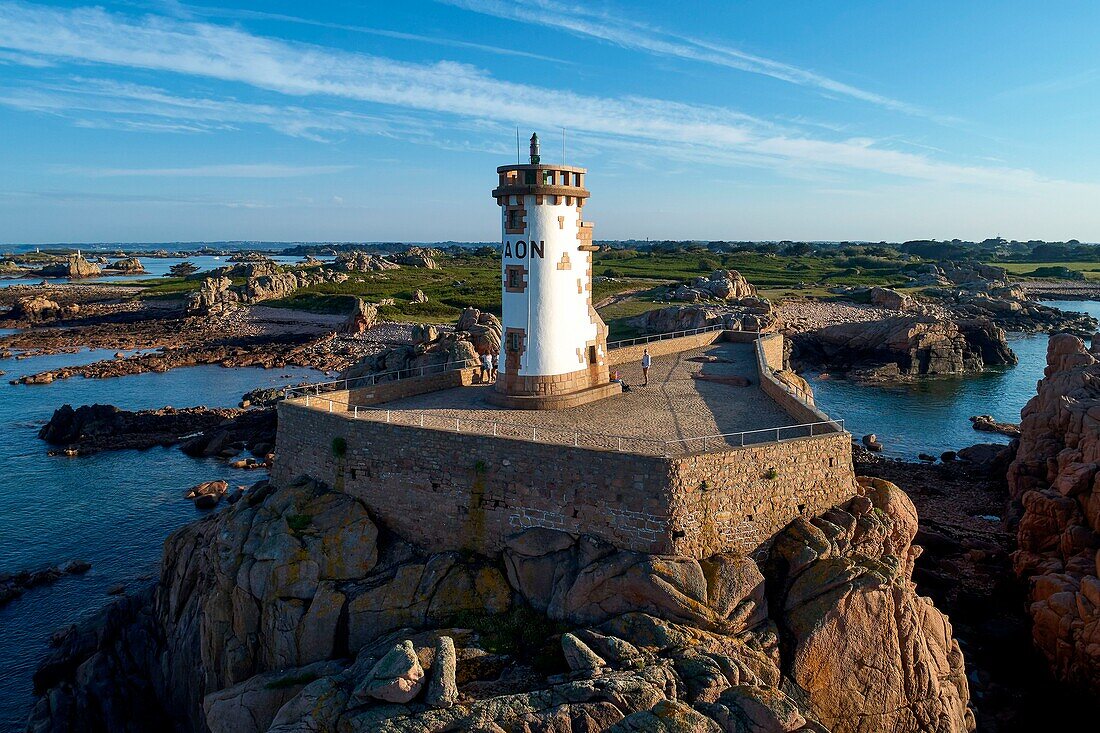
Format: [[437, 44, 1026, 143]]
[[1, 1, 1100, 244]]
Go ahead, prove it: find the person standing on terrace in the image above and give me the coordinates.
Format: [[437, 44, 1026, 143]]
[[479, 352, 493, 383], [641, 348, 652, 387]]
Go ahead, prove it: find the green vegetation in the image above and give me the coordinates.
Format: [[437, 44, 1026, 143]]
[[995, 261, 1100, 280], [331, 436, 347, 457], [286, 514, 312, 533], [111, 240, 1100, 333], [445, 606, 569, 673], [594, 250, 911, 289], [169, 261, 200, 277]]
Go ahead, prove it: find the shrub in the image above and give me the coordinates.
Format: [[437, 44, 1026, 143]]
[[331, 436, 347, 458]]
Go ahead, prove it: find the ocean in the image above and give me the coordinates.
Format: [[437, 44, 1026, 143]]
[[807, 300, 1100, 459], [0, 347, 320, 729]]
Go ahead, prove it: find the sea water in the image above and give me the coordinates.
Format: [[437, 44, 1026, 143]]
[[0, 346, 320, 727], [808, 300, 1100, 459], [0, 254, 323, 288]]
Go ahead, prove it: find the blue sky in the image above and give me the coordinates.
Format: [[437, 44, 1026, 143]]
[[2, 0, 1099, 244]]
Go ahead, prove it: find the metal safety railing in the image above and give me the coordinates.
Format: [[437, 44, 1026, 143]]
[[605, 323, 726, 350], [284, 358, 478, 399], [293, 390, 845, 457]]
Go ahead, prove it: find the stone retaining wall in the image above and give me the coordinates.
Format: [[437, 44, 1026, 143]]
[[667, 432, 855, 557], [274, 401, 674, 555], [274, 331, 856, 558], [607, 329, 724, 366], [338, 367, 481, 407], [755, 333, 836, 426]]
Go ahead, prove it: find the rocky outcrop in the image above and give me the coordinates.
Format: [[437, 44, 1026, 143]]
[[343, 299, 378, 334], [4, 295, 78, 323], [902, 262, 1099, 335], [38, 254, 101, 279], [335, 251, 400, 272], [342, 307, 500, 383], [1, 560, 90, 607], [792, 316, 1016, 381], [27, 475, 973, 733], [630, 301, 778, 335], [969, 414, 1020, 437], [37, 402, 276, 458], [870, 286, 911, 311], [111, 257, 145, 273], [0, 259, 26, 275], [187, 270, 350, 315], [392, 247, 441, 269], [1006, 334, 1100, 692], [242, 273, 299, 303], [38, 404, 239, 454], [188, 276, 238, 315], [456, 306, 502, 356], [668, 270, 757, 303]]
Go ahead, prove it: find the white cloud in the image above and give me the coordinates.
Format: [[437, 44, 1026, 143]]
[[0, 1, 1090, 194], [61, 163, 354, 178], [442, 0, 942, 119], [185, 5, 572, 65]]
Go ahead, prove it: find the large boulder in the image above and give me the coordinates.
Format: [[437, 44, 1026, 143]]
[[111, 257, 145, 273], [39, 254, 101, 279], [6, 295, 66, 322], [870, 286, 911, 311], [504, 529, 767, 632], [630, 301, 778, 335], [343, 298, 379, 334], [767, 481, 974, 733], [187, 276, 238, 315], [351, 640, 425, 704], [392, 247, 441, 269], [335, 251, 400, 272], [793, 316, 1015, 379]]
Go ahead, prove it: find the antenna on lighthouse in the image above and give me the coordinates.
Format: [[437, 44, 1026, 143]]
[[562, 127, 566, 167], [516, 127, 520, 164]]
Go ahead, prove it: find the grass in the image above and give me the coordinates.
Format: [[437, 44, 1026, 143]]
[[995, 261, 1100, 280], [593, 250, 913, 289]]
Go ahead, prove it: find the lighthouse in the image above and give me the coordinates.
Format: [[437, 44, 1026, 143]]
[[489, 133, 618, 409]]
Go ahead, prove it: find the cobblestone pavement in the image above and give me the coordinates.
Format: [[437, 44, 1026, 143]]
[[350, 341, 803, 454]]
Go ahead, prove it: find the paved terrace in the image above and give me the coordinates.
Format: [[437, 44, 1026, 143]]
[[309, 340, 832, 455]]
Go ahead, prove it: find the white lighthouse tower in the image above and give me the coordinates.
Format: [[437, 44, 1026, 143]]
[[489, 133, 618, 409]]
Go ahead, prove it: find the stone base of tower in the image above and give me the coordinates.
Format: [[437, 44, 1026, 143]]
[[489, 363, 619, 410], [486, 380, 622, 410]]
